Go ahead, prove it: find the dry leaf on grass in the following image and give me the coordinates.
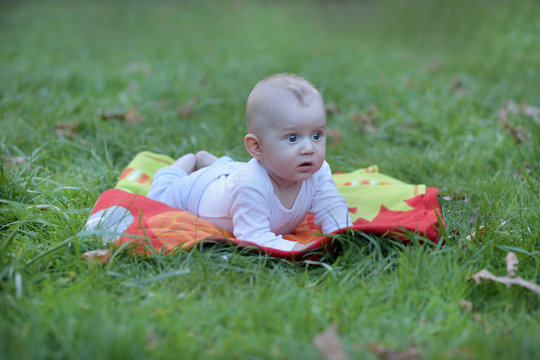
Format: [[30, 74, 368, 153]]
[[403, 76, 414, 88], [424, 59, 442, 73], [498, 101, 519, 122], [325, 102, 342, 115], [368, 342, 422, 360], [26, 204, 61, 212], [450, 75, 466, 97], [101, 107, 128, 120], [522, 104, 540, 124], [123, 61, 150, 75], [328, 128, 342, 145], [468, 253, 540, 295], [464, 225, 488, 243], [498, 101, 533, 144], [469, 269, 540, 294], [2, 156, 26, 165], [124, 107, 144, 126], [459, 299, 473, 312], [55, 121, 81, 139], [81, 249, 112, 264], [458, 299, 482, 320], [498, 220, 510, 229], [145, 329, 158, 350], [178, 97, 198, 118], [101, 106, 144, 126], [502, 122, 530, 144], [352, 106, 377, 134], [442, 194, 469, 202], [462, 221, 510, 245], [313, 322, 350, 360], [514, 162, 533, 178], [505, 252, 519, 277]]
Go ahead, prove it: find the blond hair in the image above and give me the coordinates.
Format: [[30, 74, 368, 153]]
[[246, 73, 323, 133]]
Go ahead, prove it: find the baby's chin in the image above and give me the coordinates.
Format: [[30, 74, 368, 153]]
[[295, 168, 320, 181]]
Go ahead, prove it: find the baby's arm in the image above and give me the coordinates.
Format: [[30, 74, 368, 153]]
[[310, 162, 353, 233], [229, 182, 299, 252]]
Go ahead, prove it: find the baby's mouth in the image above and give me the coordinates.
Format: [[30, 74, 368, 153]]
[[298, 161, 314, 172]]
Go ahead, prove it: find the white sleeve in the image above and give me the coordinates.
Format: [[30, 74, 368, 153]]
[[146, 166, 186, 209], [229, 181, 298, 252], [310, 162, 353, 233]]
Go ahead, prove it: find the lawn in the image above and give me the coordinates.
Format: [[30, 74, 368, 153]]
[[1, 0, 539, 359]]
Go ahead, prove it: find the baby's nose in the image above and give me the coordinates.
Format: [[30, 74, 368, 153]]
[[300, 139, 315, 154]]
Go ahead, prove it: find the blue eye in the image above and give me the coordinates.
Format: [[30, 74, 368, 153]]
[[312, 132, 321, 141], [287, 135, 298, 142]]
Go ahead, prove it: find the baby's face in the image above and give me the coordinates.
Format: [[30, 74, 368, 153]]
[[255, 93, 326, 189]]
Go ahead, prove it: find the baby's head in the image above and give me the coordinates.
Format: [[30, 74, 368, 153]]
[[244, 74, 327, 187], [246, 73, 324, 135]]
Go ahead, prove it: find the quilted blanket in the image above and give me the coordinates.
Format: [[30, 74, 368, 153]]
[[84, 151, 443, 259]]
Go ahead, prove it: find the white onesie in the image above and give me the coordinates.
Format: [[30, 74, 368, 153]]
[[147, 157, 352, 251]]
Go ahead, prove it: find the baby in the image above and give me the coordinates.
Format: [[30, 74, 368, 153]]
[[148, 73, 352, 251]]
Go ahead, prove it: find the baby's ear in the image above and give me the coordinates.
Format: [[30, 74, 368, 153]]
[[244, 134, 262, 159]]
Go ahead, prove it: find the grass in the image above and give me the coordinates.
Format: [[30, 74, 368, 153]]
[[1, 0, 539, 359]]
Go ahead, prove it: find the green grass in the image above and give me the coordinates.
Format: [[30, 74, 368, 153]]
[[1, 0, 539, 359]]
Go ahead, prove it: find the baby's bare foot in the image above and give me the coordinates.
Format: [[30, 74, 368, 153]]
[[195, 151, 218, 170], [172, 153, 196, 174]]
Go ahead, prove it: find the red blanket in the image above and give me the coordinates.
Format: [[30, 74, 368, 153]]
[[84, 152, 443, 259]]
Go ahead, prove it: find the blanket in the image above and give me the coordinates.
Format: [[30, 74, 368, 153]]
[[84, 151, 443, 259]]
